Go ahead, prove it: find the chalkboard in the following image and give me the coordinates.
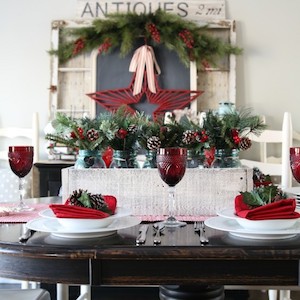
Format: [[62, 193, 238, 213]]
[[95, 40, 190, 117]]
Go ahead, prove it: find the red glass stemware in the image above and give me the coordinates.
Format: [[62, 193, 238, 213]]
[[157, 147, 187, 227], [8, 146, 34, 211], [290, 147, 300, 183]]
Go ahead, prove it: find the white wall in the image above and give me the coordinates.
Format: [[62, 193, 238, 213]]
[[1, 0, 300, 161]]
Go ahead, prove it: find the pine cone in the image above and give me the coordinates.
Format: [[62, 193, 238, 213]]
[[68, 189, 109, 212], [86, 128, 99, 141], [239, 137, 252, 150], [89, 194, 108, 211], [127, 124, 137, 133], [69, 189, 85, 207], [147, 136, 161, 150], [182, 130, 195, 145]]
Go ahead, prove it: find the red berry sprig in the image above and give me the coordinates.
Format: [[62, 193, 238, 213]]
[[231, 129, 241, 145], [178, 29, 194, 49], [73, 38, 85, 55], [147, 23, 160, 43], [196, 130, 209, 143], [70, 127, 85, 140], [98, 38, 112, 54], [116, 128, 128, 139]]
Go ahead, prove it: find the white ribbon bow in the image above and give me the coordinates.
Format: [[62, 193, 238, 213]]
[[129, 45, 161, 95]]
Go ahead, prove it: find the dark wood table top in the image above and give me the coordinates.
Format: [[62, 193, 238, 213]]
[[0, 197, 300, 287]]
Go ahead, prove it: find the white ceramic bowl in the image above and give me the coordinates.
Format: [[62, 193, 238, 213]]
[[39, 207, 131, 230], [218, 208, 299, 231]]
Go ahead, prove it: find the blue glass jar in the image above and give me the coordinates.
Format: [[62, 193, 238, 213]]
[[74, 150, 106, 169], [109, 150, 138, 168], [212, 149, 241, 168]]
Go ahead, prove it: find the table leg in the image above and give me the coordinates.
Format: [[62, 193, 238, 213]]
[[159, 285, 224, 300]]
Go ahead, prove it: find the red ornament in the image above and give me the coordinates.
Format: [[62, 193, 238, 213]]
[[102, 146, 113, 167], [204, 147, 215, 167]]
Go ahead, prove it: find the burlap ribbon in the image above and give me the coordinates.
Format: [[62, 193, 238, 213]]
[[129, 45, 161, 95]]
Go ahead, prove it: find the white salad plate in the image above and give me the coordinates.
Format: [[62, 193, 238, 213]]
[[217, 208, 299, 231], [26, 215, 141, 239], [205, 216, 300, 240], [39, 207, 131, 230]]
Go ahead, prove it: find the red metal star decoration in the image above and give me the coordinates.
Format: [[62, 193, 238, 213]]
[[87, 71, 203, 120], [146, 73, 203, 120], [86, 74, 145, 115]]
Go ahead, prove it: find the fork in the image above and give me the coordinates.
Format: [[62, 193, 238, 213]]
[[153, 223, 164, 245], [194, 221, 209, 245]]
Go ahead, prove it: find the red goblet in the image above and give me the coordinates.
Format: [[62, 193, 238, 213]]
[[157, 147, 187, 227], [8, 146, 34, 211], [290, 147, 300, 184]]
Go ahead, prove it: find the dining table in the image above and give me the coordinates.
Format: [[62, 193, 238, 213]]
[[0, 196, 300, 300]]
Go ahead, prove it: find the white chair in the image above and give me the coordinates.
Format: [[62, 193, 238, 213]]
[[0, 288, 51, 300], [240, 112, 300, 300], [0, 112, 39, 162], [240, 111, 293, 190]]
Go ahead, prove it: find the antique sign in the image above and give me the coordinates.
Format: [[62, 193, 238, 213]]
[[76, 0, 226, 21]]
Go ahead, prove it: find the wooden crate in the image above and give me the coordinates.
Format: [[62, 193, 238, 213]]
[[62, 167, 253, 217]]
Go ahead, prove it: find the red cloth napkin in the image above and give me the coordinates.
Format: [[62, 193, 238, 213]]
[[235, 195, 300, 220], [49, 195, 117, 219]]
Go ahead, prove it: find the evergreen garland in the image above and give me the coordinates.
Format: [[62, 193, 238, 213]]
[[50, 9, 242, 67]]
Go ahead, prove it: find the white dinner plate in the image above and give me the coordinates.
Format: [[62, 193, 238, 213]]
[[217, 208, 299, 231], [26, 216, 141, 239], [205, 216, 300, 239], [39, 207, 131, 230]]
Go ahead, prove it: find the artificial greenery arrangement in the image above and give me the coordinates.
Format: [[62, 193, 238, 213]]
[[45, 113, 107, 150], [240, 184, 287, 207], [240, 168, 287, 208], [138, 114, 208, 151], [99, 106, 147, 151], [50, 9, 242, 67], [202, 108, 266, 151], [179, 115, 209, 152], [138, 114, 185, 150]]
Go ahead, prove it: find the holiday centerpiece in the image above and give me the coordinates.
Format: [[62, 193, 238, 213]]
[[45, 113, 107, 168], [138, 116, 186, 168], [178, 115, 209, 168], [202, 108, 266, 168], [99, 106, 147, 168], [138, 113, 208, 168]]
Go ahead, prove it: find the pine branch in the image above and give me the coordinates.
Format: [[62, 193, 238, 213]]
[[50, 9, 242, 66]]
